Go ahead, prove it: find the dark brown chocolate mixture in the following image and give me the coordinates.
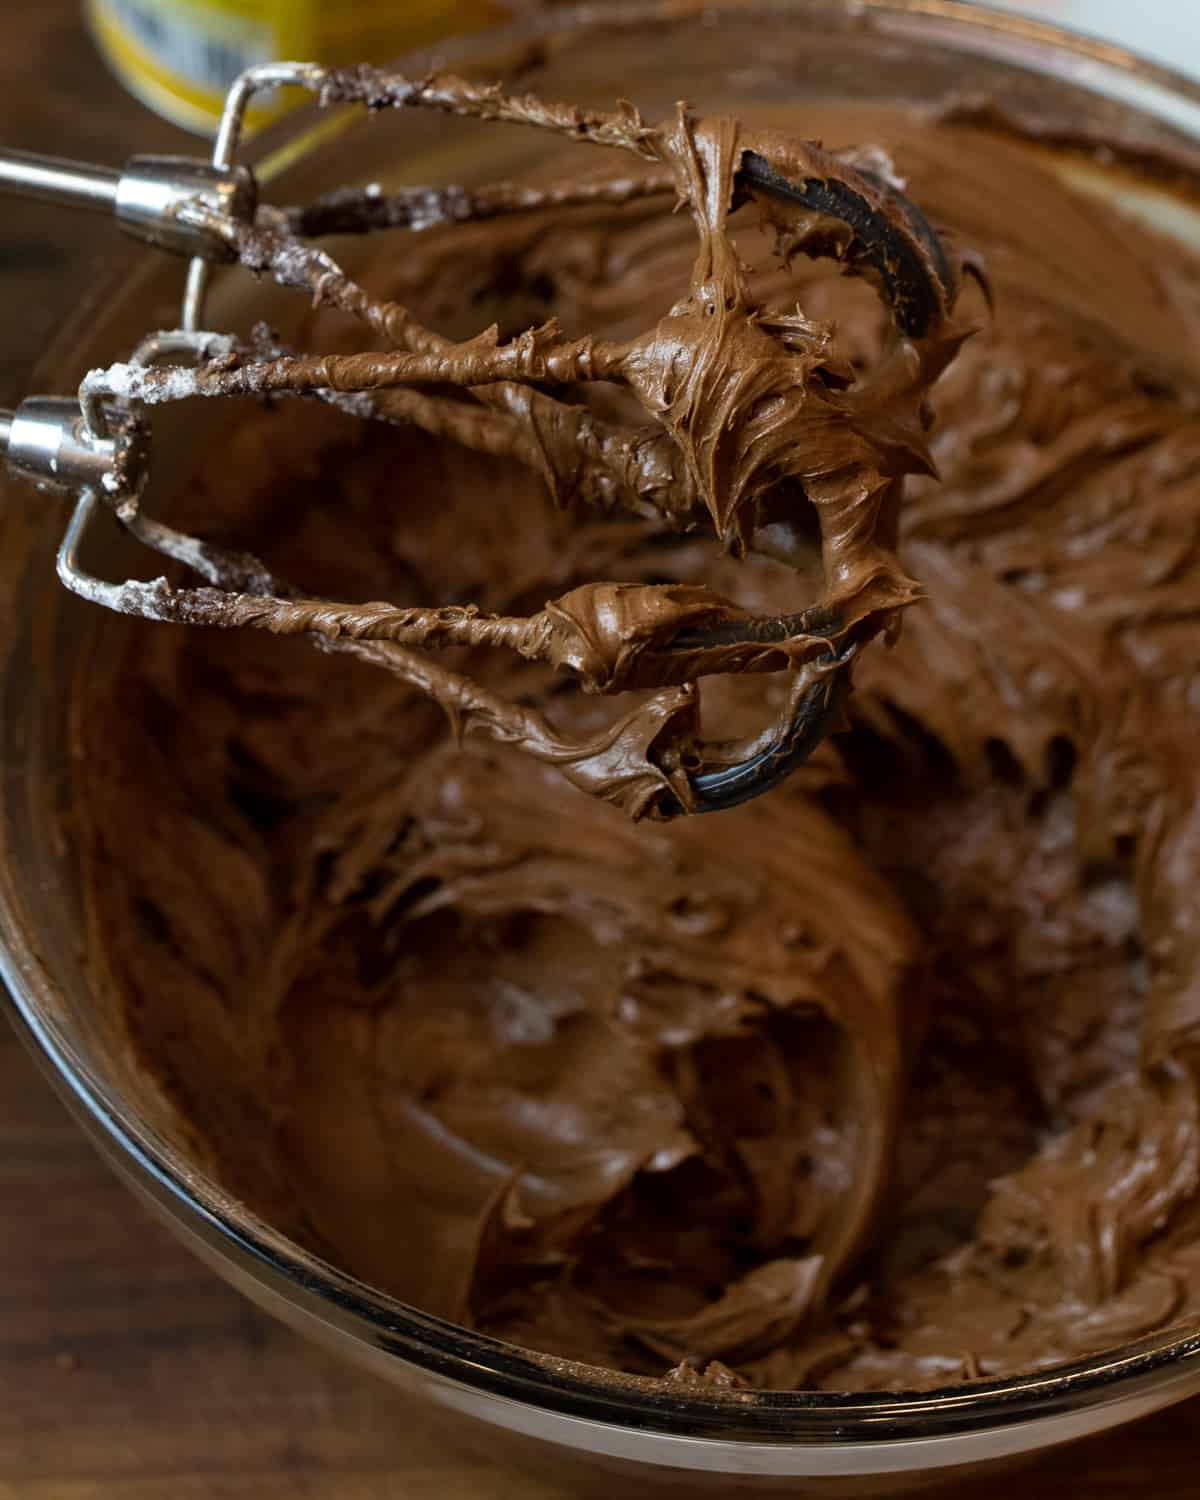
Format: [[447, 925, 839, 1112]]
[[74, 98, 1200, 1392], [93, 74, 965, 818]]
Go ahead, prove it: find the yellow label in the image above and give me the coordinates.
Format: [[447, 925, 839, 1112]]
[[87, 0, 503, 135]]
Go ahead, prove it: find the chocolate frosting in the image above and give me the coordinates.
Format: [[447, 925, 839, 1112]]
[[91, 75, 967, 816], [73, 95, 1200, 1391]]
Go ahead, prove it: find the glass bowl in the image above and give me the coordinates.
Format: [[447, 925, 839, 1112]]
[[6, 2, 1200, 1492]]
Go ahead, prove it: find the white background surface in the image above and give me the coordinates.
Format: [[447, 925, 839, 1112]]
[[981, 1, 1200, 77]]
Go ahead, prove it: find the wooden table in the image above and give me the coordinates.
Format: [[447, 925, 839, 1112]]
[[0, 5, 1196, 1495]]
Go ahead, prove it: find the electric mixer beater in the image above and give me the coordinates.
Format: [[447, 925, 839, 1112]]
[[0, 60, 966, 819]]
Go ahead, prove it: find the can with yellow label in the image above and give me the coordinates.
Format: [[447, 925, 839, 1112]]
[[86, 0, 506, 136]]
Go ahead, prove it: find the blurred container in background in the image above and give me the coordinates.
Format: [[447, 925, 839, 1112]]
[[86, 0, 506, 134]]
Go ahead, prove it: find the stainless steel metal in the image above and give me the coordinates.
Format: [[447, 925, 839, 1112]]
[[1, 69, 308, 520], [213, 61, 326, 170], [0, 146, 255, 270], [114, 155, 256, 259], [56, 487, 98, 596], [3, 396, 130, 497], [183, 60, 324, 331], [47, 328, 236, 610], [4, 62, 323, 344], [1, 53, 500, 585], [180, 257, 210, 334], [2, 328, 236, 574], [0, 148, 120, 212]]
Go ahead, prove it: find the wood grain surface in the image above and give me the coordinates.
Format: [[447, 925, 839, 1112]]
[[1, 4, 1198, 1495]]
